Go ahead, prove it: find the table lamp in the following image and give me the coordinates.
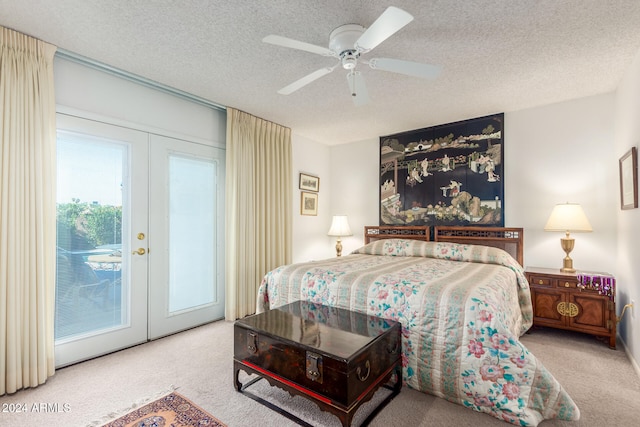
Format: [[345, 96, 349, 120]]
[[544, 203, 592, 273], [328, 215, 353, 257]]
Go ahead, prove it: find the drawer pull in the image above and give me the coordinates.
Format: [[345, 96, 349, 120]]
[[557, 302, 579, 317], [564, 282, 570, 288], [538, 279, 544, 285]]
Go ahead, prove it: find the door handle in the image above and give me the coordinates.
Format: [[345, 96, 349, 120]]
[[132, 248, 146, 255]]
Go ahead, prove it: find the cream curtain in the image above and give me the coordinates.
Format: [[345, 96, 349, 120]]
[[225, 108, 292, 320], [0, 27, 57, 395]]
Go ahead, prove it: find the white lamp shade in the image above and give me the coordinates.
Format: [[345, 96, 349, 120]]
[[544, 203, 592, 232], [328, 215, 353, 237]]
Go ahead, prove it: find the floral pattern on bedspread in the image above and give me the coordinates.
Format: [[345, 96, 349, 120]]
[[257, 240, 579, 426]]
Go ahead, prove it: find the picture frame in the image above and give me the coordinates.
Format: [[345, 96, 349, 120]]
[[300, 191, 318, 216], [299, 173, 320, 192], [379, 113, 505, 226], [619, 146, 638, 210]]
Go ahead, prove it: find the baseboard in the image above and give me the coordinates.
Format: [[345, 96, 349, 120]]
[[619, 334, 640, 380]]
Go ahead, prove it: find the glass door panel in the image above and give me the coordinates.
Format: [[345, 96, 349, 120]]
[[56, 135, 126, 338], [168, 155, 216, 312], [54, 114, 148, 367], [148, 135, 225, 339]]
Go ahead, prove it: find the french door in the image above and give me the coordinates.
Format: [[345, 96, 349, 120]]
[[147, 134, 225, 339], [54, 114, 224, 367]]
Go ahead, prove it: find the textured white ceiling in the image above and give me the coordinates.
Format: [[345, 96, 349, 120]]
[[2, 1, 640, 145]]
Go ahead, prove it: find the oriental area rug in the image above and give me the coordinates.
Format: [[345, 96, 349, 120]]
[[100, 391, 227, 427]]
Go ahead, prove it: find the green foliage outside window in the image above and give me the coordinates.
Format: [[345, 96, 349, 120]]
[[57, 199, 122, 250]]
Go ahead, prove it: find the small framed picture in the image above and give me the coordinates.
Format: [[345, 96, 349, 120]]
[[299, 173, 320, 192], [619, 146, 638, 210], [301, 191, 318, 216]]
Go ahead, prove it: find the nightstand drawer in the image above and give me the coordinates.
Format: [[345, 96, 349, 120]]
[[528, 275, 553, 287], [527, 273, 579, 289], [556, 278, 579, 289]]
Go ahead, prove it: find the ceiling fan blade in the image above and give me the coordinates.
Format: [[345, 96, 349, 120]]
[[278, 66, 336, 95], [263, 35, 334, 56], [355, 6, 413, 52], [368, 58, 441, 79], [347, 71, 369, 106]]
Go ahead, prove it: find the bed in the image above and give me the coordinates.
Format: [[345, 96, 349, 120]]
[[257, 226, 579, 426]]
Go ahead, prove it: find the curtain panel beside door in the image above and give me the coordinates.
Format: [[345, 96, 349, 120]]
[[0, 26, 57, 395], [225, 108, 292, 320]]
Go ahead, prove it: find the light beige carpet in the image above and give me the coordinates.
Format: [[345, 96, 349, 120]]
[[0, 320, 638, 427]]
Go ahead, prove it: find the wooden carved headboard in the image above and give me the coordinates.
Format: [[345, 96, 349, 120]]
[[364, 226, 430, 243], [434, 226, 524, 266], [363, 225, 524, 266]]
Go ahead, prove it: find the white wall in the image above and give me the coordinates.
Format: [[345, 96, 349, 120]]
[[615, 46, 640, 373], [307, 93, 617, 270], [329, 140, 380, 255], [291, 134, 332, 262], [505, 94, 617, 272], [54, 56, 225, 146]]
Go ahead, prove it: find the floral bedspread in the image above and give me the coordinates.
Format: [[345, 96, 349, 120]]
[[257, 239, 580, 426]]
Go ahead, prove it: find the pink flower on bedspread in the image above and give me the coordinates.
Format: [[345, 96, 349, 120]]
[[491, 333, 511, 351], [468, 339, 485, 358], [478, 309, 493, 323], [473, 396, 494, 407], [502, 382, 520, 400], [510, 354, 527, 368], [401, 352, 409, 367], [480, 364, 505, 382], [382, 306, 401, 320], [462, 372, 476, 384], [377, 289, 389, 300], [399, 284, 414, 297], [501, 412, 519, 424]]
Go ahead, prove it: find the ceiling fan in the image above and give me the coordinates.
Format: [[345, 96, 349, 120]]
[[263, 6, 440, 106]]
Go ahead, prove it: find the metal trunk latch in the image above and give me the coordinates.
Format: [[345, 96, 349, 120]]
[[247, 331, 258, 354], [306, 351, 323, 383]]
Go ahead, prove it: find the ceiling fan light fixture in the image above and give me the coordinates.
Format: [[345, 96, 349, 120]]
[[340, 50, 358, 69]]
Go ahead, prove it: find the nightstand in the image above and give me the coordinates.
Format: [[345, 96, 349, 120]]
[[524, 267, 616, 349]]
